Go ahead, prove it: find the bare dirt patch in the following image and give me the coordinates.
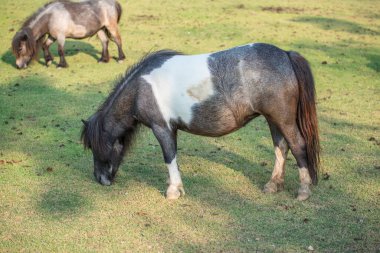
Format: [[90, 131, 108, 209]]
[[261, 6, 305, 14], [130, 15, 159, 22]]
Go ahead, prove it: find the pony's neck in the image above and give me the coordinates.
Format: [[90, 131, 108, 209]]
[[25, 12, 50, 40], [103, 81, 139, 138]]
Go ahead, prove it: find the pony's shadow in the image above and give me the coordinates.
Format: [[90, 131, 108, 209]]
[[1, 40, 101, 68], [50, 40, 100, 62], [1, 50, 17, 68], [120, 129, 280, 197]]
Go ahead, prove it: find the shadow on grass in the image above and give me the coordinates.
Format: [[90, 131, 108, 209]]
[[366, 54, 380, 72], [0, 76, 102, 218], [1, 40, 101, 69], [290, 40, 380, 73], [38, 188, 89, 218], [293, 16, 380, 35], [116, 117, 280, 197]]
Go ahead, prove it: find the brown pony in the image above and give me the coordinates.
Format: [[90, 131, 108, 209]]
[[11, 0, 125, 68]]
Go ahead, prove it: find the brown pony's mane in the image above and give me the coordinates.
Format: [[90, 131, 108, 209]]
[[12, 28, 35, 57], [11, 27, 45, 60]]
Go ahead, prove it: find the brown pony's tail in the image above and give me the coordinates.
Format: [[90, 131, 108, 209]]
[[287, 51, 320, 185], [115, 1, 122, 23]]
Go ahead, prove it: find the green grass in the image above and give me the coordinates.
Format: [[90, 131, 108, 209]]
[[0, 0, 379, 252]]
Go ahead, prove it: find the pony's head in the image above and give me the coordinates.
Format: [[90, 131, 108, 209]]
[[81, 115, 130, 186], [11, 28, 36, 69]]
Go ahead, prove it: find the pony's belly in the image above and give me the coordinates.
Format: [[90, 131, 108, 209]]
[[184, 104, 258, 137], [67, 25, 93, 38]]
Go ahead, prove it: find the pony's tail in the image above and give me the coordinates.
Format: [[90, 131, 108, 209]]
[[115, 1, 122, 23], [287, 51, 320, 185]]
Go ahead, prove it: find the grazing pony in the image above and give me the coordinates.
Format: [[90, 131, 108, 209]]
[[11, 0, 125, 69], [81, 43, 320, 201]]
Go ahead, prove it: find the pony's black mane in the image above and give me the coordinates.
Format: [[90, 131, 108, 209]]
[[81, 49, 182, 152], [22, 0, 63, 27]]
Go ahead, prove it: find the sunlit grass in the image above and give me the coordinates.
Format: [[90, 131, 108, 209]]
[[0, 0, 379, 251]]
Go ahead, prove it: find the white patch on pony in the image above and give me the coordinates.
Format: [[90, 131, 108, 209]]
[[167, 156, 182, 186], [299, 167, 312, 185], [142, 54, 214, 128], [272, 145, 286, 180]]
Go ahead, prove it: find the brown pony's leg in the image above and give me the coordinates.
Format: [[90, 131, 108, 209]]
[[105, 26, 125, 62], [42, 36, 55, 66], [57, 36, 67, 68], [97, 30, 109, 63], [263, 121, 289, 194]]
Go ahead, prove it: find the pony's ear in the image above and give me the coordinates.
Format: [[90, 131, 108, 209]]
[[20, 31, 29, 41], [81, 119, 88, 126]]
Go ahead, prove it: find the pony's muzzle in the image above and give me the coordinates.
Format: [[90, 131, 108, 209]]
[[16, 62, 27, 69], [100, 174, 112, 186], [94, 172, 112, 186]]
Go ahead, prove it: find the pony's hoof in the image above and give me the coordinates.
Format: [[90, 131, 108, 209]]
[[263, 181, 284, 193], [98, 58, 109, 63], [166, 185, 185, 200], [46, 60, 52, 66], [117, 59, 124, 64], [297, 185, 311, 201]]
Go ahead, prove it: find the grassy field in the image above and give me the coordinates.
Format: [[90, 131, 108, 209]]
[[0, 0, 379, 252]]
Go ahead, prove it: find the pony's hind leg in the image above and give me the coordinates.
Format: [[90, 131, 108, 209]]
[[56, 35, 67, 68], [42, 36, 55, 66], [97, 30, 110, 63], [151, 125, 185, 200], [263, 121, 289, 193], [277, 122, 313, 201], [105, 25, 125, 62]]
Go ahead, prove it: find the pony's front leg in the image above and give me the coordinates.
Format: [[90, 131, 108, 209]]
[[152, 125, 185, 200], [263, 122, 289, 193], [42, 36, 55, 66], [166, 156, 185, 200], [57, 36, 68, 68]]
